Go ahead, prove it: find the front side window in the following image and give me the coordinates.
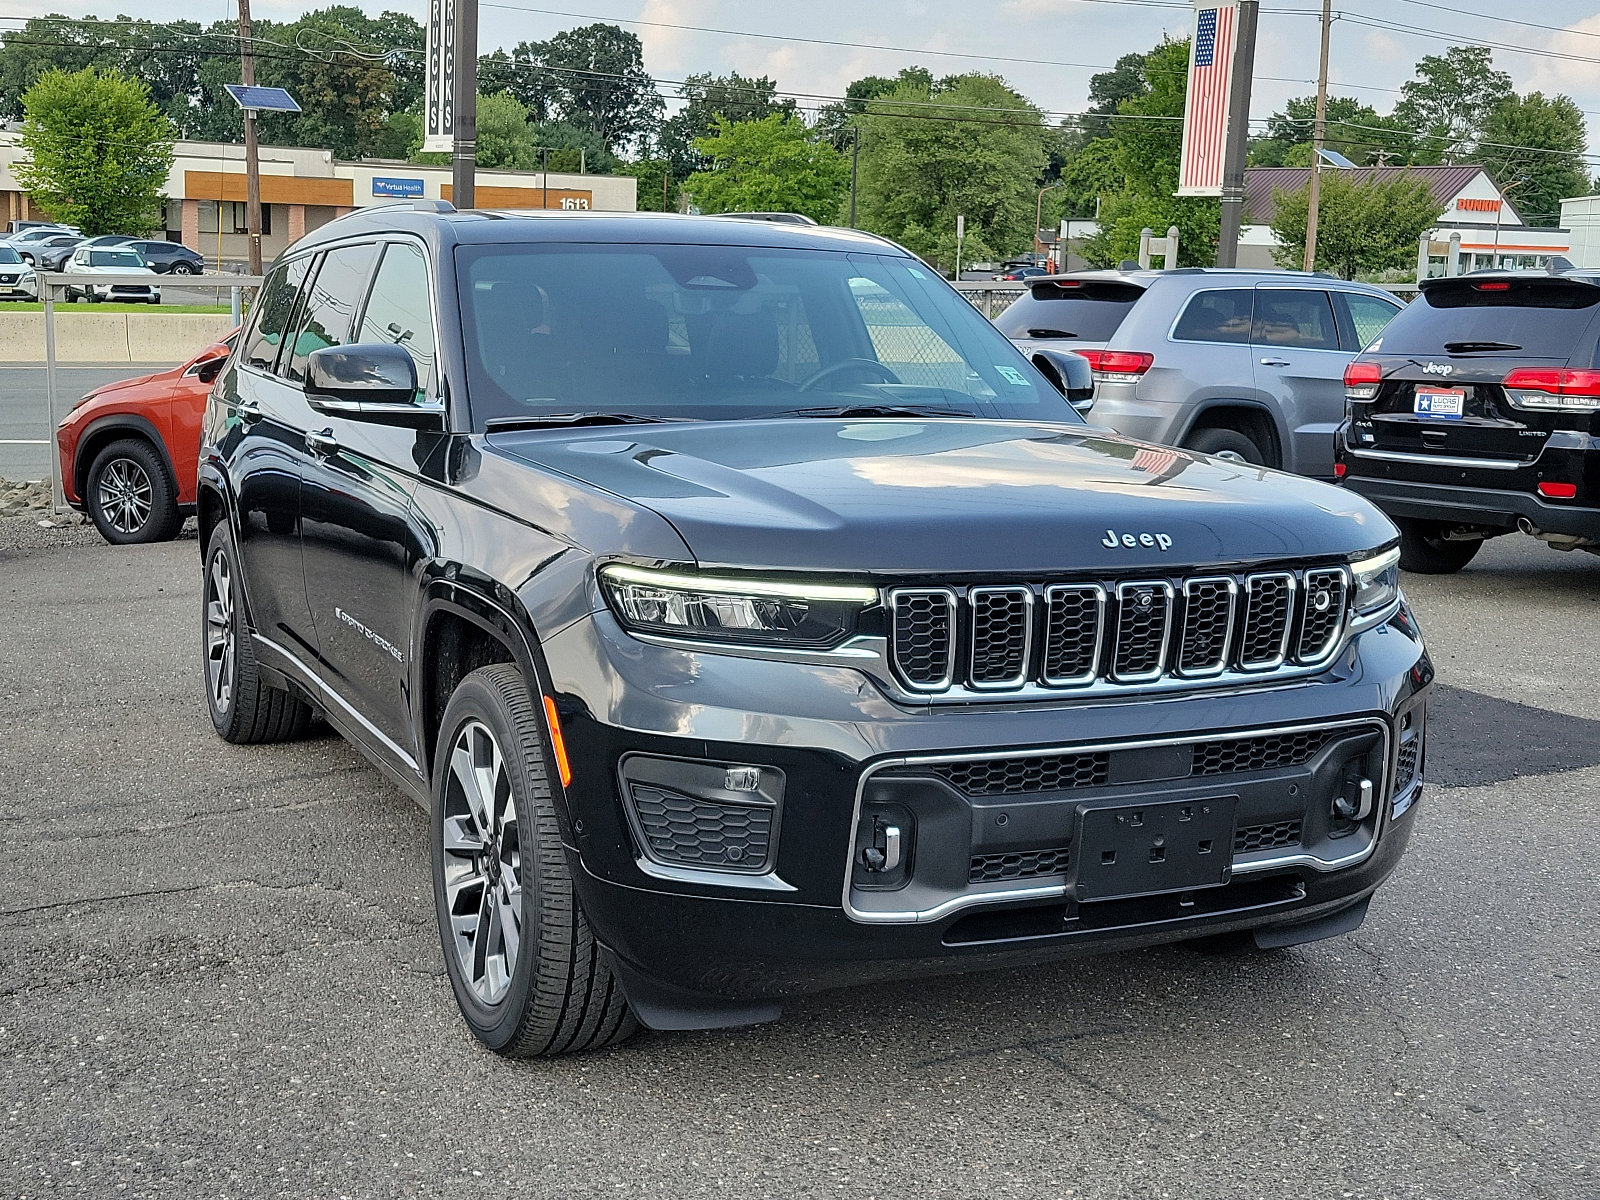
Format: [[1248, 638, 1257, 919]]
[[355, 242, 436, 402], [283, 243, 377, 383], [456, 243, 1078, 429], [1172, 289, 1254, 344], [242, 256, 312, 372], [1251, 289, 1339, 351]]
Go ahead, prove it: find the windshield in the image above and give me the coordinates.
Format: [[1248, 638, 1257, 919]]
[[0, 246, 20, 264], [91, 250, 145, 269], [456, 243, 1080, 429]]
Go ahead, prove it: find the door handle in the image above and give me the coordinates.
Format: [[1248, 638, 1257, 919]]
[[306, 428, 340, 459], [1258, 358, 1292, 367], [237, 399, 263, 423]]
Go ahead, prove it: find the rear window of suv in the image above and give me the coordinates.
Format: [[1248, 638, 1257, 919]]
[[1376, 279, 1600, 357], [993, 280, 1144, 341]]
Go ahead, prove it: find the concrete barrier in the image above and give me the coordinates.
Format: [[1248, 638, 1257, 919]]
[[0, 312, 234, 363]]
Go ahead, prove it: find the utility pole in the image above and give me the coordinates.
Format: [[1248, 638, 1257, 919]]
[[1215, 0, 1260, 268], [451, 0, 478, 208], [237, 0, 262, 275], [1302, 0, 1332, 272], [849, 126, 860, 228]]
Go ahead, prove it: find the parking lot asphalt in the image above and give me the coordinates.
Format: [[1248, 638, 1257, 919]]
[[0, 365, 177, 482], [2, 522, 1597, 1200]]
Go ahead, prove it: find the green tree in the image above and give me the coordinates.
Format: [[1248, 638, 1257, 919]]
[[814, 67, 936, 147], [1478, 92, 1589, 226], [854, 73, 1051, 269], [15, 67, 175, 235], [1393, 45, 1512, 162], [1269, 172, 1438, 278], [621, 157, 674, 211], [682, 114, 848, 224], [1054, 137, 1123, 220], [658, 72, 796, 183], [495, 24, 661, 155], [1081, 51, 1145, 141], [1249, 95, 1415, 167], [1081, 37, 1218, 267]]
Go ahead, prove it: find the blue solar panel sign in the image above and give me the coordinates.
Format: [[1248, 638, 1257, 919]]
[[224, 84, 301, 113]]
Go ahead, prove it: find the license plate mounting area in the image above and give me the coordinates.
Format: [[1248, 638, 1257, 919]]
[[1073, 796, 1237, 902]]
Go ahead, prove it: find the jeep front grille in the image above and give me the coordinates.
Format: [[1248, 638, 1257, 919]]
[[888, 565, 1349, 696]]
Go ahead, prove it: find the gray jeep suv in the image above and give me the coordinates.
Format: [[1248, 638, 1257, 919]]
[[997, 269, 1404, 478]]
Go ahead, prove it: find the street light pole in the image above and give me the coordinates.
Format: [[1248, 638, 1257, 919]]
[[1216, 0, 1260, 268], [451, 0, 478, 208], [849, 126, 860, 228], [237, 0, 262, 275]]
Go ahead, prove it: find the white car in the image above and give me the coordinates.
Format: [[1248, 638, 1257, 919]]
[[62, 246, 161, 304], [0, 244, 38, 300]]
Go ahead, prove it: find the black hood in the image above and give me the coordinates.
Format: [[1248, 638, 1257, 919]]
[[488, 419, 1395, 574]]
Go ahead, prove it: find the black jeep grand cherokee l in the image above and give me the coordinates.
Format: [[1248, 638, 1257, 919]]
[[198, 206, 1430, 1056], [1338, 271, 1600, 572]]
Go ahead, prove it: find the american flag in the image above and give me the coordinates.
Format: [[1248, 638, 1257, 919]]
[[1177, 2, 1237, 196]]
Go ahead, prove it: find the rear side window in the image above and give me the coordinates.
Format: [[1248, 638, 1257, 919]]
[[1251, 289, 1338, 351], [993, 280, 1143, 341], [1377, 280, 1600, 358], [1341, 293, 1403, 349], [283, 242, 378, 382], [1172, 289, 1253, 344], [242, 256, 311, 372]]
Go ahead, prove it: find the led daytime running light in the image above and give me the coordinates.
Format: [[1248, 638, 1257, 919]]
[[600, 564, 878, 604]]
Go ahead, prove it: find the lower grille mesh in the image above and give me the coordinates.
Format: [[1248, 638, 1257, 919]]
[[1192, 730, 1336, 776], [1234, 820, 1303, 854], [970, 846, 1072, 883], [934, 752, 1110, 796], [629, 786, 773, 872]]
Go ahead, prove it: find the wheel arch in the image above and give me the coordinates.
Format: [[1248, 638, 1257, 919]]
[[1176, 399, 1287, 469], [74, 414, 177, 504]]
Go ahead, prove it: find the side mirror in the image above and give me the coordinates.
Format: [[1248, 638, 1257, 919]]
[[305, 344, 442, 429], [195, 357, 225, 384], [1030, 348, 1095, 411]]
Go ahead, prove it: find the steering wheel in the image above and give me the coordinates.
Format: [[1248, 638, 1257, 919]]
[[798, 358, 902, 392]]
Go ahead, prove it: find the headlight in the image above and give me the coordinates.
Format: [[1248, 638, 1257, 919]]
[[599, 564, 877, 647], [1350, 546, 1401, 614]]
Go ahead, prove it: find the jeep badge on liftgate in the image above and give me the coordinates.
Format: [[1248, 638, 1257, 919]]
[[197, 206, 1431, 1056]]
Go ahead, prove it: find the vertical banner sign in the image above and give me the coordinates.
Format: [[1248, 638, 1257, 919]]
[[423, 0, 456, 153], [1176, 0, 1239, 196]]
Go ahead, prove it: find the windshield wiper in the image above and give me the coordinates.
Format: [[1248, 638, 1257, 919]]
[[484, 412, 687, 431], [776, 404, 977, 419], [1443, 340, 1521, 352], [1026, 328, 1078, 338]]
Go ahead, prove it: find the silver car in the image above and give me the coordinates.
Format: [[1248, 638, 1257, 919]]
[[997, 268, 1405, 478]]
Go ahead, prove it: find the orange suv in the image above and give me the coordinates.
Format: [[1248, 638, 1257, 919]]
[[56, 331, 237, 543]]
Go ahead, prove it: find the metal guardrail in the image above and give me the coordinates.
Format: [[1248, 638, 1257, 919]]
[[35, 271, 263, 512], [952, 282, 1026, 319]]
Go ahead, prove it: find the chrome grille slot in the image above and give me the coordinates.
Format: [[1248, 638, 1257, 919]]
[[1111, 581, 1173, 681], [889, 589, 956, 691], [1177, 577, 1236, 676], [1238, 572, 1295, 669], [1296, 567, 1348, 663], [1041, 584, 1104, 685], [968, 586, 1033, 689]]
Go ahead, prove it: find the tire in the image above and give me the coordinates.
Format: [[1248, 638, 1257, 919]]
[[431, 664, 639, 1057], [170, 261, 198, 275], [202, 521, 314, 744], [1396, 518, 1482, 574], [1184, 426, 1268, 466], [86, 438, 181, 545]]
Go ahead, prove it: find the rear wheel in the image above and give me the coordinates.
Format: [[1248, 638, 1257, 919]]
[[170, 261, 198, 275], [431, 664, 638, 1057], [203, 521, 314, 743], [1184, 426, 1268, 466], [1396, 518, 1482, 574], [86, 438, 180, 545]]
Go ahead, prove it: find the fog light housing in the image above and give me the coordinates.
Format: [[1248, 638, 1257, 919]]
[[619, 755, 783, 876]]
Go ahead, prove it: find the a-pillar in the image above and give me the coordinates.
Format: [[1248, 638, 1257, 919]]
[[287, 204, 306, 242], [181, 199, 201, 252]]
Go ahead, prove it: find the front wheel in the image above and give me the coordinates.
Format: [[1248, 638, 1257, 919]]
[[431, 664, 638, 1056], [1396, 518, 1482, 574]]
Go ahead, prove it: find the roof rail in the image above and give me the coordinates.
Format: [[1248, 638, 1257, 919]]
[[414, 199, 455, 214]]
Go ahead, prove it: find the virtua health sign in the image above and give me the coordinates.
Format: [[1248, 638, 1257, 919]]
[[372, 177, 425, 199]]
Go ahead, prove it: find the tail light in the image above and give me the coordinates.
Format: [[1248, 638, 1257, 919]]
[[1537, 481, 1578, 499], [1344, 360, 1382, 401], [1078, 350, 1153, 382], [1502, 367, 1600, 412]]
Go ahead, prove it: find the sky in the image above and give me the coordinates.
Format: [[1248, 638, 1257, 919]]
[[8, 0, 1600, 160]]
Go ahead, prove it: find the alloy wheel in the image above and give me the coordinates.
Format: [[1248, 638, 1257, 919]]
[[97, 457, 153, 534], [205, 548, 236, 714], [441, 719, 523, 1006]]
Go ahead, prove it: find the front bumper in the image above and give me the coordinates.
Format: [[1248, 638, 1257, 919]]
[[543, 606, 1431, 1024]]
